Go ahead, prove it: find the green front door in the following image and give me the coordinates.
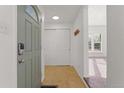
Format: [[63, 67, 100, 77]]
[[17, 5, 41, 88]]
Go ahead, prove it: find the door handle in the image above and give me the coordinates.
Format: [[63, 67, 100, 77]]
[[18, 59, 24, 64]]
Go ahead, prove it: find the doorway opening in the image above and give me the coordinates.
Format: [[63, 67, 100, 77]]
[[85, 5, 107, 88], [40, 5, 87, 88]]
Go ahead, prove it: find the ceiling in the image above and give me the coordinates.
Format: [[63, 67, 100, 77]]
[[39, 5, 81, 25]]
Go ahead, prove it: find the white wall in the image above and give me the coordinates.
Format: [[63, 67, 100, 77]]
[[71, 6, 88, 79], [88, 5, 107, 57], [88, 5, 106, 26], [45, 23, 72, 30], [0, 6, 17, 88], [107, 6, 124, 87]]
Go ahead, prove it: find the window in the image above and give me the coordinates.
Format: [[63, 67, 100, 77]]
[[88, 35, 92, 50], [88, 33, 102, 52], [25, 5, 38, 22], [93, 34, 101, 51]]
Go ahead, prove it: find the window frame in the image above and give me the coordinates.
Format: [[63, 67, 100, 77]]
[[25, 5, 40, 23], [88, 33, 102, 52]]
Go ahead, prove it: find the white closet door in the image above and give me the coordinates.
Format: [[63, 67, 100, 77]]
[[44, 29, 70, 65]]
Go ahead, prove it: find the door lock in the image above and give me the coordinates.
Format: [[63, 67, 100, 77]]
[[18, 43, 24, 55]]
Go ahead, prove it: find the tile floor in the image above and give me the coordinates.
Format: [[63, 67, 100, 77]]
[[89, 58, 106, 78], [85, 58, 106, 88]]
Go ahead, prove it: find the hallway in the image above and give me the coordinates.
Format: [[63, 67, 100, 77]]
[[0, 5, 108, 88], [42, 66, 87, 88], [41, 5, 88, 88], [0, 2, 124, 90]]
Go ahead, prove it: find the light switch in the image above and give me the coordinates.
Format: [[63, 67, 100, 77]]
[[0, 23, 8, 34]]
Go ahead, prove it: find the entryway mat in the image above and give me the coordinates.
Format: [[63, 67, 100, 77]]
[[41, 85, 58, 88]]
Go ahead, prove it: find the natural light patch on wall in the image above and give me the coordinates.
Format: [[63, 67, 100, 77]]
[[89, 59, 95, 76], [96, 59, 107, 78]]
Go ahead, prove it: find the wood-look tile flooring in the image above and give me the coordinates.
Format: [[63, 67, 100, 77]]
[[42, 65, 87, 88]]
